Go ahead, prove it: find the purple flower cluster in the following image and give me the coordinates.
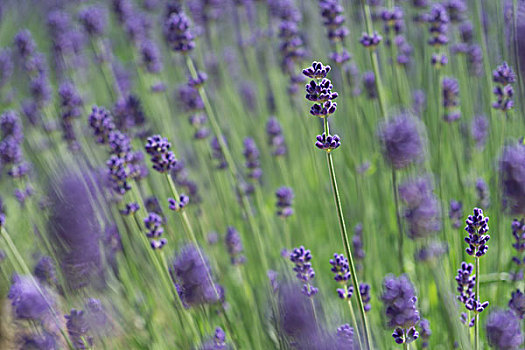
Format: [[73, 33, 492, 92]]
[[353, 223, 366, 264], [277, 1, 306, 93], [329, 253, 353, 299], [442, 77, 460, 122], [335, 324, 354, 347], [425, 4, 449, 47], [363, 71, 377, 99], [170, 244, 223, 308], [66, 309, 93, 349], [303, 62, 339, 118], [113, 94, 146, 131], [202, 327, 228, 350], [475, 178, 490, 209], [120, 202, 140, 216], [78, 6, 107, 37], [290, 246, 318, 297], [511, 219, 525, 272], [58, 82, 83, 148], [243, 138, 262, 185], [378, 114, 423, 169], [89, 106, 116, 144], [381, 274, 420, 344], [144, 212, 167, 249], [359, 31, 383, 48], [168, 194, 189, 212], [163, 10, 195, 52], [455, 262, 475, 306], [419, 318, 432, 348], [485, 309, 523, 349], [449, 200, 463, 229], [464, 207, 490, 257], [275, 186, 294, 218], [315, 132, 341, 151], [471, 115, 489, 150], [398, 177, 441, 239], [499, 142, 525, 214], [8, 274, 54, 321], [319, 0, 350, 64], [145, 135, 178, 173], [509, 289, 525, 319], [211, 137, 228, 170], [225, 226, 246, 265], [492, 62, 516, 111], [266, 117, 287, 156], [0, 111, 28, 178]]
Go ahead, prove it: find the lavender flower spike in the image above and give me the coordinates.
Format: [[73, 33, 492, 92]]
[[382, 274, 420, 345], [378, 114, 424, 169], [464, 208, 490, 257], [485, 309, 523, 349], [290, 246, 318, 297]]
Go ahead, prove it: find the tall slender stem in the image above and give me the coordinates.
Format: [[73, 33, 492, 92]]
[[347, 297, 363, 350], [323, 117, 372, 349], [392, 170, 405, 272], [475, 256, 480, 350]]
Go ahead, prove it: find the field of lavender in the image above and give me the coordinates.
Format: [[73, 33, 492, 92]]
[[0, 0, 524, 349]]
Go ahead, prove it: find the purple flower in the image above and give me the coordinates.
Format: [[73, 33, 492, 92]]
[[170, 244, 223, 307], [449, 200, 463, 229], [211, 137, 228, 169], [302, 61, 331, 79], [13, 29, 35, 59], [140, 39, 162, 74], [303, 61, 339, 117], [329, 253, 353, 299], [455, 261, 475, 305], [78, 6, 107, 37], [65, 309, 93, 349], [445, 0, 467, 22], [34, 256, 57, 287], [319, 0, 349, 43], [112, 94, 146, 131], [144, 212, 167, 250], [485, 309, 523, 349], [419, 318, 432, 348], [48, 172, 104, 289], [493, 62, 516, 111], [144, 135, 178, 173], [0, 110, 23, 142], [243, 137, 262, 182], [178, 84, 204, 112], [499, 142, 525, 214], [359, 31, 383, 48], [225, 226, 246, 265], [277, 281, 321, 347], [168, 195, 189, 211], [266, 117, 287, 156], [106, 155, 132, 195], [512, 219, 525, 267], [88, 106, 116, 144], [315, 132, 341, 152], [163, 11, 195, 52], [59, 82, 83, 145], [202, 327, 228, 350], [363, 71, 377, 99], [353, 223, 366, 261], [425, 4, 449, 47], [189, 114, 210, 140], [8, 274, 54, 321], [475, 178, 490, 209], [276, 186, 294, 218], [471, 115, 489, 150], [120, 202, 140, 216], [464, 207, 490, 257], [335, 324, 354, 346], [382, 274, 420, 343], [290, 246, 318, 297], [378, 114, 424, 169], [509, 289, 525, 319], [442, 77, 460, 122]]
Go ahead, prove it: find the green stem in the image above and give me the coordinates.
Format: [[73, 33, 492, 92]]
[[475, 256, 480, 350], [392, 170, 405, 273], [347, 296, 363, 350], [323, 118, 372, 349], [404, 341, 409, 350]]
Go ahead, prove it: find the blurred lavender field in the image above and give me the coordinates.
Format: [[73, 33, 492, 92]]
[[0, 0, 524, 349]]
